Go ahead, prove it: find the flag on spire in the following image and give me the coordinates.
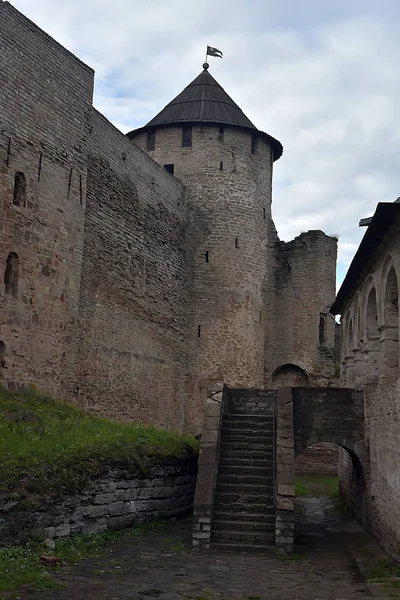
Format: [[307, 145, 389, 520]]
[[207, 45, 223, 58]]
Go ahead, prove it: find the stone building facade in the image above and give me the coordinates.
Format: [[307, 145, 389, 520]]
[[331, 201, 400, 559], [0, 2, 338, 433]]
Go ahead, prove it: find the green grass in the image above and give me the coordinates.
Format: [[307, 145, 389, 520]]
[[0, 386, 199, 495], [295, 475, 338, 497], [0, 521, 165, 593]]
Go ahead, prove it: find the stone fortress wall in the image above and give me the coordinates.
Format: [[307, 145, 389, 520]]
[[339, 232, 400, 560], [0, 2, 338, 434]]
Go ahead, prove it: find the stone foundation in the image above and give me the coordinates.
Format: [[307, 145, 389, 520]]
[[0, 458, 197, 545]]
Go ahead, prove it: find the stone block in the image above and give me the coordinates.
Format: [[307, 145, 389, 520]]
[[198, 444, 218, 466], [108, 501, 126, 517], [201, 428, 219, 444], [194, 464, 217, 505], [276, 497, 294, 511], [277, 484, 295, 497], [55, 523, 70, 538], [86, 505, 108, 519], [93, 493, 114, 505]]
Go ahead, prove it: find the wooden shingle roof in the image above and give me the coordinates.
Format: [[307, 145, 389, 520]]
[[127, 67, 283, 160]]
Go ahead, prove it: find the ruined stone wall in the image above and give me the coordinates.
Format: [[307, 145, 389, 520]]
[[0, 2, 93, 396], [295, 443, 338, 475], [339, 233, 400, 559], [76, 111, 189, 429], [0, 458, 197, 546], [133, 126, 273, 433], [265, 231, 338, 386]]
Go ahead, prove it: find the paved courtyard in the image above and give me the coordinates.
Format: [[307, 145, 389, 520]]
[[20, 498, 395, 600]]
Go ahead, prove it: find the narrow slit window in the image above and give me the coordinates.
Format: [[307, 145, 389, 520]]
[[182, 125, 192, 147], [205, 251, 209, 263], [164, 164, 174, 175], [4, 252, 19, 297], [218, 127, 224, 141], [219, 161, 223, 171], [319, 313, 327, 345], [147, 131, 156, 151], [13, 172, 26, 207], [197, 325, 201, 338], [251, 134, 258, 155], [235, 237, 239, 248], [263, 208, 266, 219], [0, 341, 5, 376]]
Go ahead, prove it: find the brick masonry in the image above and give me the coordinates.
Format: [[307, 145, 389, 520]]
[[339, 231, 400, 560], [0, 457, 197, 545], [295, 443, 339, 475], [0, 2, 338, 436]]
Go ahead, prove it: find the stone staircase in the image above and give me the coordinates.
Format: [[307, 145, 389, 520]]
[[210, 393, 275, 552]]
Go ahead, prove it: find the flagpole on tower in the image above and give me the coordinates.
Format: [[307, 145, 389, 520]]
[[204, 46, 209, 70]]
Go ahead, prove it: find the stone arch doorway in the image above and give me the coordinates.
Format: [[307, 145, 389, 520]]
[[272, 364, 309, 387], [294, 441, 366, 544]]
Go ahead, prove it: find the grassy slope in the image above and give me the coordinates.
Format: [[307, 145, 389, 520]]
[[0, 386, 199, 495]]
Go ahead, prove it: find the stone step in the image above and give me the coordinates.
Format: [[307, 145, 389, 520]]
[[211, 529, 275, 544], [214, 500, 274, 513], [219, 457, 273, 468], [216, 471, 274, 483], [215, 477, 274, 495], [210, 541, 274, 553], [221, 431, 274, 442], [229, 408, 274, 417], [220, 441, 273, 452], [223, 415, 274, 426], [213, 510, 275, 522], [221, 422, 273, 441], [220, 448, 273, 458], [215, 493, 273, 505], [212, 519, 275, 532]]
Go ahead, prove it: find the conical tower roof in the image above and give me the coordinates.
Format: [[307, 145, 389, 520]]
[[127, 66, 282, 160]]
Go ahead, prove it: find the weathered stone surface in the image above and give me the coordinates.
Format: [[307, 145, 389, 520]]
[[0, 458, 197, 545]]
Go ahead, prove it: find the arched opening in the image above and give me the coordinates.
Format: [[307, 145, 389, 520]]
[[272, 364, 309, 387], [364, 287, 379, 380], [4, 253, 19, 297], [0, 341, 5, 378], [13, 172, 26, 207], [295, 443, 365, 545], [381, 267, 399, 377]]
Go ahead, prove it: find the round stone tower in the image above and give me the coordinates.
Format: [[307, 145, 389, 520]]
[[128, 64, 283, 431]]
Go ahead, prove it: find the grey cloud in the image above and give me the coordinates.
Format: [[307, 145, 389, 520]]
[[11, 0, 400, 283]]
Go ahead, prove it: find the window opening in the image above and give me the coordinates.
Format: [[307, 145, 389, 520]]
[[219, 161, 223, 171], [4, 253, 19, 297], [147, 131, 156, 151], [205, 251, 209, 263], [319, 313, 326, 345], [164, 164, 174, 175], [197, 325, 201, 338], [235, 237, 239, 248], [0, 341, 5, 376], [13, 172, 26, 207], [182, 125, 192, 147], [218, 127, 224, 141]]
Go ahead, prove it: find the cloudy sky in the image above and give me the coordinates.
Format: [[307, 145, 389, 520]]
[[10, 0, 400, 287]]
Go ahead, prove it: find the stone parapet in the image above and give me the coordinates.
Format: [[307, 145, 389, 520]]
[[275, 387, 295, 553], [192, 383, 225, 549]]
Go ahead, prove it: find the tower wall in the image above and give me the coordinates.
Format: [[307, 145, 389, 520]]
[[0, 1, 93, 396], [133, 125, 273, 430], [265, 230, 338, 385]]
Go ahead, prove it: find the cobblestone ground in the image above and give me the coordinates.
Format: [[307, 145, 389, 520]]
[[21, 498, 392, 600]]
